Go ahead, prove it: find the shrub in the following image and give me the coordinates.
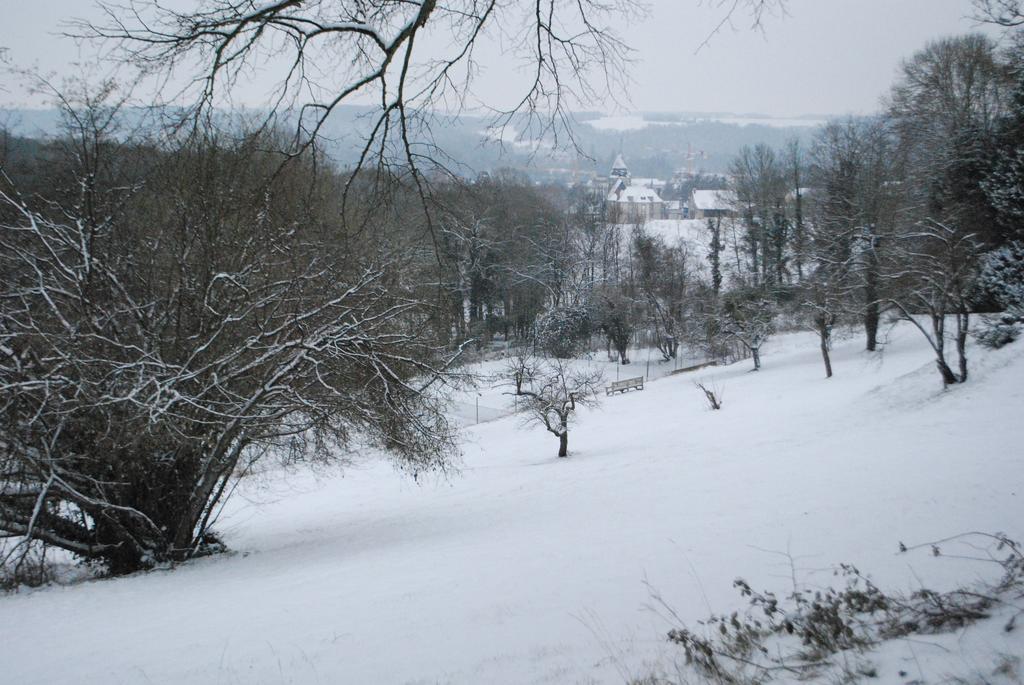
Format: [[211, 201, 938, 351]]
[[534, 305, 593, 358], [653, 533, 1023, 683], [975, 310, 1023, 349]]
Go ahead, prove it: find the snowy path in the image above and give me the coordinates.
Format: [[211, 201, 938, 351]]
[[2, 324, 1022, 684]]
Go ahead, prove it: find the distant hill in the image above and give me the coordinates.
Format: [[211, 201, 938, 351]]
[[1, 106, 831, 181]]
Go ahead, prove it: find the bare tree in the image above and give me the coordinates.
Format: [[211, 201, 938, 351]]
[[695, 380, 723, 410], [506, 344, 538, 396], [800, 274, 845, 379], [886, 221, 980, 386], [973, 0, 1024, 26], [697, 0, 788, 51], [633, 228, 690, 361], [78, 1, 793, 209], [730, 144, 788, 286], [0, 107, 460, 575], [507, 355, 602, 458], [595, 288, 635, 365], [438, 210, 503, 343], [808, 118, 900, 352], [79, 0, 641, 192], [887, 34, 1011, 247], [878, 34, 1014, 385], [713, 290, 777, 371], [786, 138, 807, 283]]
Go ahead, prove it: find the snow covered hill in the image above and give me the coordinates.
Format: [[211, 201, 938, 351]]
[[2, 324, 1022, 684]]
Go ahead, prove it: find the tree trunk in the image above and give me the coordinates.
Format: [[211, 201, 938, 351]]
[[956, 311, 969, 383], [864, 239, 880, 348], [710, 218, 723, 296], [818, 323, 833, 379], [615, 336, 630, 364], [759, 218, 769, 285], [864, 253, 880, 351], [793, 195, 804, 281], [864, 300, 879, 351], [931, 313, 960, 385], [558, 431, 568, 458], [936, 358, 959, 385]]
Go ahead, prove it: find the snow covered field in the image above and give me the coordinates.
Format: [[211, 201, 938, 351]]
[[1, 323, 1022, 684], [445, 344, 703, 427]]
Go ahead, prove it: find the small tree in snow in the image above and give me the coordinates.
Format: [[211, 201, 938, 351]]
[[975, 241, 1024, 348], [695, 380, 724, 410], [798, 260, 856, 378], [887, 221, 980, 385], [803, 282, 841, 379], [632, 228, 689, 362], [714, 290, 778, 371], [978, 241, 1024, 311], [506, 344, 538, 395], [595, 290, 634, 365], [507, 355, 602, 458], [533, 304, 592, 359]]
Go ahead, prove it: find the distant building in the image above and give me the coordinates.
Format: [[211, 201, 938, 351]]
[[689, 189, 737, 220], [605, 154, 665, 223], [630, 177, 667, 192], [609, 153, 630, 185]]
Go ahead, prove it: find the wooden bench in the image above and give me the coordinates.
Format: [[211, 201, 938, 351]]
[[606, 376, 644, 396]]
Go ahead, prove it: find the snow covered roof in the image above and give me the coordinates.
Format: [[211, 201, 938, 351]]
[[691, 189, 737, 211], [610, 154, 629, 177], [630, 177, 666, 189], [608, 184, 663, 203]]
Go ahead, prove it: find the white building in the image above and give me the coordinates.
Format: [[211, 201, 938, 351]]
[[605, 154, 664, 223], [689, 189, 737, 220]]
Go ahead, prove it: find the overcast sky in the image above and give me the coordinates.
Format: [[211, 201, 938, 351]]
[[620, 0, 1004, 116], [0, 0, 1007, 117]]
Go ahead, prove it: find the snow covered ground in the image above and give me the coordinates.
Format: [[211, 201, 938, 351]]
[[640, 219, 711, 248], [2, 323, 1022, 684], [607, 219, 722, 281], [445, 345, 703, 427], [641, 219, 717, 268]]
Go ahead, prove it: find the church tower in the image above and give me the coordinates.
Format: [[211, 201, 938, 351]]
[[609, 153, 629, 196]]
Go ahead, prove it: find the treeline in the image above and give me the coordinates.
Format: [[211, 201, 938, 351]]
[[718, 32, 1023, 382], [447, 32, 1024, 385]]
